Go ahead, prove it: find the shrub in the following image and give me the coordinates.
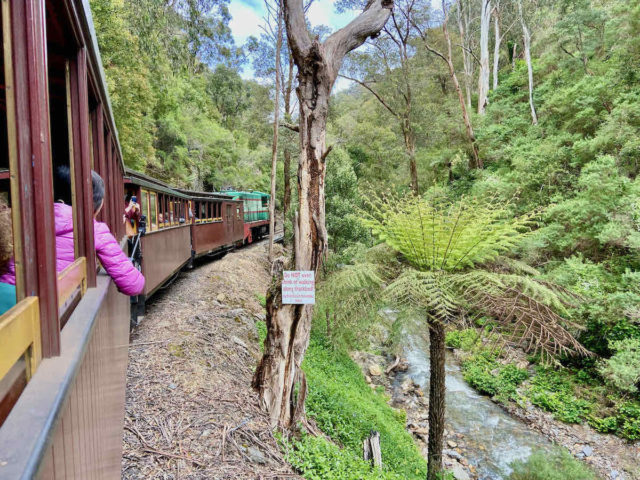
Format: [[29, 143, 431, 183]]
[[462, 353, 529, 402], [286, 433, 405, 480], [445, 328, 479, 350], [508, 449, 597, 480], [598, 338, 640, 393], [526, 368, 593, 423]]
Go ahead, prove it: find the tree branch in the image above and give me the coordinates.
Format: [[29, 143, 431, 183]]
[[281, 122, 300, 132], [339, 74, 399, 117], [325, 0, 394, 75], [283, 0, 312, 61]]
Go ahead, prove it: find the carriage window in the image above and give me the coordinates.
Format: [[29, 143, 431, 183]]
[[237, 206, 241, 220], [149, 193, 157, 231], [262, 196, 269, 208], [140, 189, 148, 223]]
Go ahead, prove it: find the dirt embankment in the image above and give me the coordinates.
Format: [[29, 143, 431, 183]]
[[122, 242, 300, 480]]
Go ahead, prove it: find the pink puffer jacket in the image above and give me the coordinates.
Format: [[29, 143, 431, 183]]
[[0, 203, 145, 296]]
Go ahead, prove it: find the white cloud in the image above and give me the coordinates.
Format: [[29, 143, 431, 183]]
[[229, 1, 264, 46]]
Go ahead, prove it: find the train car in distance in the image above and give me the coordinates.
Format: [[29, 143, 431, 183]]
[[222, 190, 271, 244], [176, 189, 244, 258]]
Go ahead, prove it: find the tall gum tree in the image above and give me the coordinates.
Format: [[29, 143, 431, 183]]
[[252, 0, 394, 429], [339, 0, 423, 193]]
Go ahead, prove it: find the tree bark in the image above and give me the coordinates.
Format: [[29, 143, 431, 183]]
[[492, 2, 500, 90], [253, 0, 393, 429], [518, 0, 538, 125], [456, 0, 473, 110], [403, 123, 419, 193], [268, 3, 283, 261], [477, 0, 491, 115], [427, 320, 446, 480]]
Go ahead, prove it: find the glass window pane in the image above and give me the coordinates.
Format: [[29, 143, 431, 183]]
[[150, 193, 157, 230]]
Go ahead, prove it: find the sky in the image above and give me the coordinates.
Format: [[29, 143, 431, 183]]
[[228, 0, 357, 89]]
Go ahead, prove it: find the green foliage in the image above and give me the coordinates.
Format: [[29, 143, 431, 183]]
[[286, 433, 405, 480], [508, 449, 597, 480], [598, 338, 640, 393], [445, 328, 479, 350], [256, 320, 267, 352], [526, 368, 593, 423], [302, 336, 427, 479], [462, 353, 529, 403], [90, 0, 272, 188], [362, 192, 536, 272]]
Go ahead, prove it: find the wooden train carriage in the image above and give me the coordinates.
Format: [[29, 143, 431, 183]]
[[177, 189, 244, 258], [0, 1, 130, 478], [221, 190, 271, 244], [123, 170, 192, 299]]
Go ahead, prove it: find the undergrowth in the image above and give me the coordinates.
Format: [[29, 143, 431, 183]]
[[449, 327, 640, 441], [508, 449, 597, 480], [295, 333, 428, 479]]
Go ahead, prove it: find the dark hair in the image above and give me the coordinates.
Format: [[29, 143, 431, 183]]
[[92, 170, 105, 214], [54, 165, 105, 214], [54, 165, 72, 205]]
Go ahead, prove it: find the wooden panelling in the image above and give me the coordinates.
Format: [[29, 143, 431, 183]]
[[141, 226, 191, 295], [192, 221, 227, 256], [37, 279, 129, 479]]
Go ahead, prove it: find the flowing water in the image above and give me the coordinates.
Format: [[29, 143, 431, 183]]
[[397, 327, 554, 479]]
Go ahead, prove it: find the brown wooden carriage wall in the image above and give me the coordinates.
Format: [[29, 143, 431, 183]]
[[178, 190, 244, 258], [123, 171, 193, 297], [0, 1, 130, 478]]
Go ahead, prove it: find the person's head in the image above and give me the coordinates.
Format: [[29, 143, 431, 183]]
[[54, 165, 73, 205], [92, 170, 105, 217]]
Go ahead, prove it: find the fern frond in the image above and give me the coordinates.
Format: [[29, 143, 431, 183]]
[[384, 269, 459, 322], [362, 192, 538, 272]]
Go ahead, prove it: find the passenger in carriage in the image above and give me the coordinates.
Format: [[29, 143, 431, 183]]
[[0, 197, 16, 315], [123, 193, 141, 238], [0, 167, 145, 296]]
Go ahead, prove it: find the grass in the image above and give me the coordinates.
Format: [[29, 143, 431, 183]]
[[300, 333, 427, 479]]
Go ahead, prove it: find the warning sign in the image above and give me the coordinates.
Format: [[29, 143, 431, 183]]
[[282, 270, 315, 305]]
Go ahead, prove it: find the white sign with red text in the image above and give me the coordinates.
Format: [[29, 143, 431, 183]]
[[282, 270, 315, 305]]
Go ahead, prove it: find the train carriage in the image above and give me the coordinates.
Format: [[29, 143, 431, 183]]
[[123, 170, 192, 297], [177, 189, 244, 258], [222, 190, 271, 244], [0, 1, 131, 478]]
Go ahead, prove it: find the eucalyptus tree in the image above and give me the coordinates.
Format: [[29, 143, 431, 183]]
[[416, 0, 482, 169], [364, 192, 589, 479], [517, 0, 538, 124], [252, 0, 394, 430], [338, 0, 426, 193], [478, 0, 492, 114]]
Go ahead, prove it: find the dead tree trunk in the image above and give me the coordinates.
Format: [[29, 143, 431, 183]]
[[363, 431, 382, 468], [253, 0, 393, 429], [478, 0, 492, 114], [427, 320, 446, 480], [268, 3, 283, 261], [518, 0, 537, 125]]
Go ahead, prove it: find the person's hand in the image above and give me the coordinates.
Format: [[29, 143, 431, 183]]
[[122, 214, 127, 224]]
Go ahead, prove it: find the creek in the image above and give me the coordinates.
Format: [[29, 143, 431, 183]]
[[396, 329, 554, 479]]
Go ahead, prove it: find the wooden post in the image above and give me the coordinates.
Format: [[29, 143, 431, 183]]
[[363, 431, 382, 468]]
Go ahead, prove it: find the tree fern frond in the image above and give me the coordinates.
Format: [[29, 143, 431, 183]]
[[361, 192, 538, 272], [384, 269, 459, 322]]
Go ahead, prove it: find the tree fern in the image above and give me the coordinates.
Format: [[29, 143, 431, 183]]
[[362, 191, 590, 362]]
